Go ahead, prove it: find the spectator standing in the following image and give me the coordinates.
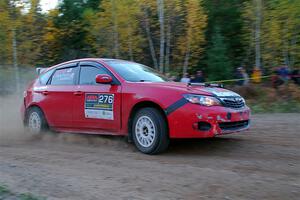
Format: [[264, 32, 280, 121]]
[[278, 65, 290, 83], [165, 73, 177, 82], [235, 67, 244, 86], [272, 67, 284, 88], [241, 68, 249, 85], [180, 73, 190, 83], [170, 75, 178, 82], [252, 67, 262, 83], [190, 75, 196, 83], [165, 73, 171, 79], [192, 70, 205, 83], [291, 68, 300, 85]]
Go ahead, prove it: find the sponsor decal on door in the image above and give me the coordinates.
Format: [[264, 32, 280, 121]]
[[85, 93, 114, 120]]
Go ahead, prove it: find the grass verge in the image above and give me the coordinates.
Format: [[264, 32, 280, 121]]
[[0, 184, 45, 200], [231, 83, 300, 113]]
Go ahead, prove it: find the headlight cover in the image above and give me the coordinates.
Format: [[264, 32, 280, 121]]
[[183, 94, 221, 106]]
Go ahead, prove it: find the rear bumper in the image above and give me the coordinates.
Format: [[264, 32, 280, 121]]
[[20, 98, 26, 123], [167, 103, 251, 138]]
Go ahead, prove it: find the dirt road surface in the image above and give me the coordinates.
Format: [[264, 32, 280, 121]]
[[0, 97, 299, 199]]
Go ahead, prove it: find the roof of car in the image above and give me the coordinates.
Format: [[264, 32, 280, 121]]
[[42, 58, 134, 74], [47, 58, 118, 67], [63, 58, 131, 64]]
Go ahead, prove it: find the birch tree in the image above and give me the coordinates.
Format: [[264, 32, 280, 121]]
[[0, 0, 12, 64], [18, 0, 46, 65], [8, 0, 23, 93], [243, 0, 300, 70], [157, 0, 165, 72], [140, 4, 158, 69], [91, 0, 142, 60], [262, 0, 300, 68], [164, 0, 182, 73], [254, 0, 262, 69], [178, 0, 207, 74]]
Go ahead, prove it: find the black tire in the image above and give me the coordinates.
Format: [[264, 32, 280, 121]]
[[25, 107, 48, 134], [132, 107, 169, 154]]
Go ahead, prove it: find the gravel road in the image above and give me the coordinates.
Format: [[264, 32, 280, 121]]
[[0, 96, 299, 199]]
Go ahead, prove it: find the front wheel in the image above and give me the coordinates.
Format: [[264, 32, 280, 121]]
[[132, 108, 169, 154]]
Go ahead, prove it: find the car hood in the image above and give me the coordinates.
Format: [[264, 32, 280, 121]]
[[143, 82, 241, 97]]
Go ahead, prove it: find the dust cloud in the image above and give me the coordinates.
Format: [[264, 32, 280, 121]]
[[0, 94, 128, 148], [0, 94, 30, 142]]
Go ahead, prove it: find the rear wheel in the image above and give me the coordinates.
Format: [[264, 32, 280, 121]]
[[26, 107, 48, 134], [132, 108, 169, 154]]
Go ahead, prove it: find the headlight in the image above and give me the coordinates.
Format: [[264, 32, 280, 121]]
[[183, 94, 221, 106]]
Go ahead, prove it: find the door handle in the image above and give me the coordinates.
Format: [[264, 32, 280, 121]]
[[42, 91, 49, 95], [74, 91, 83, 96]]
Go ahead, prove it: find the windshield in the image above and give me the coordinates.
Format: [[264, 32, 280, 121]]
[[105, 60, 169, 82]]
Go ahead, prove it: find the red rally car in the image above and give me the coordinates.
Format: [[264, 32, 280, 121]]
[[21, 58, 250, 154]]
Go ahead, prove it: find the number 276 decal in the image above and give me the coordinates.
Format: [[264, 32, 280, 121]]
[[99, 94, 114, 104]]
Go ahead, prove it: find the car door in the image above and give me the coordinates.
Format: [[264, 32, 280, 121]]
[[73, 61, 121, 132], [38, 63, 79, 128]]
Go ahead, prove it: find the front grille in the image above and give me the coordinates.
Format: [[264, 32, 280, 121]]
[[220, 97, 245, 108], [219, 120, 249, 131]]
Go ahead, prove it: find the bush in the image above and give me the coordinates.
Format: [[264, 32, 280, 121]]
[[230, 83, 300, 113]]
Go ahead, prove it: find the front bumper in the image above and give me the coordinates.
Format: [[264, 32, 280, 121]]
[[167, 103, 251, 138]]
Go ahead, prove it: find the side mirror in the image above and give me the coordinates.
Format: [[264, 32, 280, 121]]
[[96, 74, 113, 84]]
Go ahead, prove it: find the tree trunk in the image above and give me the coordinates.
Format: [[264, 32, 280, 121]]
[[157, 0, 165, 73], [289, 33, 297, 69], [143, 8, 158, 69], [283, 38, 290, 67], [111, 0, 119, 58], [165, 17, 171, 73], [254, 0, 262, 69], [128, 37, 134, 61], [12, 27, 20, 94], [183, 42, 190, 75], [127, 25, 134, 61]]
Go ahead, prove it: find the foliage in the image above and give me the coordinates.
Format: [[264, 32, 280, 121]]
[[50, 0, 99, 62], [89, 0, 143, 60], [0, 0, 299, 78], [178, 0, 207, 74], [0, 1, 11, 63], [242, 0, 300, 72], [18, 0, 46, 65], [206, 27, 232, 81], [202, 0, 245, 70]]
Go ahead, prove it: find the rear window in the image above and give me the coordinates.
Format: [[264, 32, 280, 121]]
[[50, 67, 78, 85]]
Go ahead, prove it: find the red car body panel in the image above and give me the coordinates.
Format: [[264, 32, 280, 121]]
[[21, 58, 250, 138]]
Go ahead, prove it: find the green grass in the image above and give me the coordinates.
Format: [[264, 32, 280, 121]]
[[0, 184, 46, 200], [0, 185, 10, 195]]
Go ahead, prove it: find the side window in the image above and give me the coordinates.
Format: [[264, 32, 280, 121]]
[[79, 66, 108, 85], [50, 67, 78, 85], [39, 69, 54, 85]]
